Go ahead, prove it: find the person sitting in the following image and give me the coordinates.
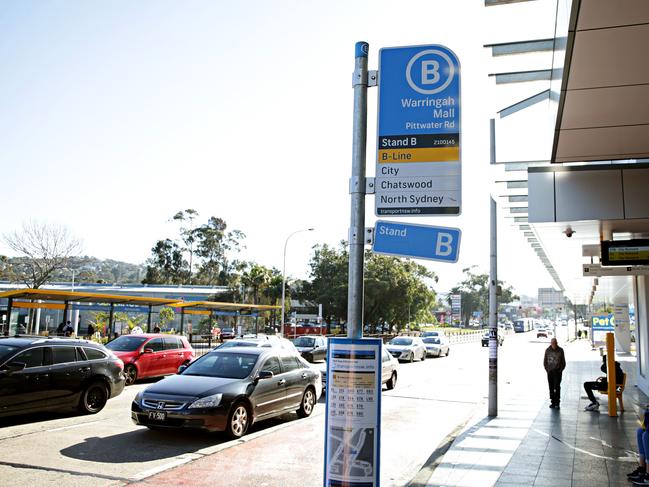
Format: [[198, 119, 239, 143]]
[[628, 406, 649, 484], [584, 354, 624, 411], [153, 325, 161, 333]]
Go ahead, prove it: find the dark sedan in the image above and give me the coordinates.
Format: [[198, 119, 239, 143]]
[[131, 347, 322, 438], [292, 335, 327, 362], [0, 336, 125, 418]]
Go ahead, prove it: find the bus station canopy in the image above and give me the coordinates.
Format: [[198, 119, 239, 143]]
[[0, 289, 181, 310], [173, 301, 280, 316]]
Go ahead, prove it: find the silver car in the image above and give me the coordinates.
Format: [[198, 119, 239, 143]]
[[386, 336, 426, 362], [319, 346, 398, 391]]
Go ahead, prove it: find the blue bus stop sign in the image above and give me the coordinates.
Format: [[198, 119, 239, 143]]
[[373, 220, 461, 263], [376, 44, 461, 217]]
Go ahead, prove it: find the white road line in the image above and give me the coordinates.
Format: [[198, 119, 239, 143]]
[[130, 453, 203, 481], [45, 421, 102, 433]]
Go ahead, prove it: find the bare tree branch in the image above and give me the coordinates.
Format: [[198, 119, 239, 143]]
[[3, 221, 82, 288]]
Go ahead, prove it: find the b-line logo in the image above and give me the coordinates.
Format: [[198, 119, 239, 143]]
[[405, 49, 456, 95]]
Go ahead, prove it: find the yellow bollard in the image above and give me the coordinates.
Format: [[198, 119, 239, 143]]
[[606, 332, 617, 417]]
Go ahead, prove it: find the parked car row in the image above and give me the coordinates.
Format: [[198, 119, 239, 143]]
[[1, 328, 459, 437]]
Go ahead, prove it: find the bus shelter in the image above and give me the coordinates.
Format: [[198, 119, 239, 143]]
[[173, 301, 281, 336], [0, 289, 180, 337]]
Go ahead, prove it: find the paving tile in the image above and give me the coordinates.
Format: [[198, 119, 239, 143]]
[[496, 472, 536, 485], [533, 476, 571, 487]]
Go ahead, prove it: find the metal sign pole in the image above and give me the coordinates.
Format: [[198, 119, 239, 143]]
[[488, 197, 498, 417], [347, 41, 369, 339]]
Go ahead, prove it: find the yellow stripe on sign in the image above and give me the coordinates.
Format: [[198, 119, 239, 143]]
[[378, 147, 459, 163]]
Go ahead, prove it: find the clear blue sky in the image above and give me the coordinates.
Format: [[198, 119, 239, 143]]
[[0, 0, 558, 296]]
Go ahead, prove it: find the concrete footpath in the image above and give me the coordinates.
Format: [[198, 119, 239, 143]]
[[422, 340, 646, 487]]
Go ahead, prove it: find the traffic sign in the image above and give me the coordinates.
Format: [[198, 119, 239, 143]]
[[376, 44, 461, 216], [372, 220, 461, 262]]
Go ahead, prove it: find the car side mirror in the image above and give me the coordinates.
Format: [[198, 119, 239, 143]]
[[5, 362, 26, 373], [256, 370, 274, 381], [141, 348, 154, 354], [177, 364, 188, 374]]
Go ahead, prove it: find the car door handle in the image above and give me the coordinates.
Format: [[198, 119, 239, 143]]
[[301, 373, 308, 379], [80, 367, 90, 372], [278, 379, 286, 385]]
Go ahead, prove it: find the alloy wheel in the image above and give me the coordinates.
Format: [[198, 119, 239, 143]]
[[231, 405, 248, 437]]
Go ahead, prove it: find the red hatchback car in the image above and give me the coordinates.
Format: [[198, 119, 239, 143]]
[[105, 334, 195, 385]]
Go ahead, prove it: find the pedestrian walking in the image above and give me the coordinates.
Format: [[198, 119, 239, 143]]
[[87, 323, 95, 338], [544, 337, 566, 409]]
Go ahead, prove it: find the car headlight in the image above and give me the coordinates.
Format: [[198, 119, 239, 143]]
[[189, 393, 223, 409], [133, 391, 143, 404]]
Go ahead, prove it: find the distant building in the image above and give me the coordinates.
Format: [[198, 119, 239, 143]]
[[538, 288, 565, 308]]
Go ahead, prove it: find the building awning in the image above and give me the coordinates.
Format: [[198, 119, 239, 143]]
[[552, 0, 649, 163]]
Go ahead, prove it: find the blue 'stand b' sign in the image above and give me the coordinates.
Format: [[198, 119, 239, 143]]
[[372, 220, 461, 263]]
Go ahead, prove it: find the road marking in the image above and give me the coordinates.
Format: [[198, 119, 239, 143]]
[[46, 421, 102, 432], [130, 453, 203, 481], [0, 460, 129, 482]]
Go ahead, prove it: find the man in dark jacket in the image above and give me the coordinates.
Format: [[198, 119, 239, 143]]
[[544, 338, 566, 409], [584, 355, 624, 411]]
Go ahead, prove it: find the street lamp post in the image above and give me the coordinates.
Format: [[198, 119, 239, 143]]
[[281, 228, 314, 337]]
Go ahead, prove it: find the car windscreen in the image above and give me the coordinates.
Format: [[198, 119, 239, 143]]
[[422, 332, 438, 337], [0, 344, 20, 364], [218, 341, 259, 349], [389, 338, 412, 346], [422, 337, 440, 344], [293, 337, 315, 347], [105, 336, 148, 352], [182, 352, 259, 379]]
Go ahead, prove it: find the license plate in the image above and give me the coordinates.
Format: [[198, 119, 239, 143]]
[[147, 411, 166, 421]]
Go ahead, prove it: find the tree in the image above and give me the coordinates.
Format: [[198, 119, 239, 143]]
[[194, 217, 245, 285], [3, 221, 82, 288], [158, 307, 175, 329], [302, 242, 438, 332], [448, 267, 518, 326], [364, 252, 437, 331], [171, 209, 200, 284], [142, 239, 188, 284], [241, 263, 272, 304]]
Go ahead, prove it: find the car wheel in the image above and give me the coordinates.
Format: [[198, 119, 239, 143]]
[[124, 365, 138, 386], [78, 381, 108, 414], [409, 354, 414, 363], [386, 372, 397, 390], [446, 348, 450, 356], [421, 351, 426, 361], [297, 387, 316, 418], [226, 402, 250, 439]]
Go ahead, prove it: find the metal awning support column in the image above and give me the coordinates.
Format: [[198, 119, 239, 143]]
[[63, 301, 70, 330], [4, 298, 13, 336], [180, 308, 185, 335], [209, 310, 214, 332], [108, 303, 115, 337], [147, 305, 153, 333]]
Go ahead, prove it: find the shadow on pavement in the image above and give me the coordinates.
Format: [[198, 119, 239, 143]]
[[0, 410, 80, 428], [60, 411, 308, 463]]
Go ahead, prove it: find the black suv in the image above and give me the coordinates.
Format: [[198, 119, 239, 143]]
[[0, 336, 126, 418]]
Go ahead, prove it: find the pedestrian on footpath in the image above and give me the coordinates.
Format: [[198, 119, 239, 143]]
[[544, 338, 566, 409], [584, 354, 624, 411], [628, 406, 649, 485]]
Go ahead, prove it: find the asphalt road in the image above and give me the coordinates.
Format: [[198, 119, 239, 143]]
[[0, 328, 568, 487]]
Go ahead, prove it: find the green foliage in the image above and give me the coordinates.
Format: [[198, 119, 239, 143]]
[[143, 212, 246, 286], [448, 267, 518, 327], [302, 242, 438, 331], [159, 307, 175, 326]]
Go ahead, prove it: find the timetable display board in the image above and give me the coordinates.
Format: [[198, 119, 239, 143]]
[[324, 338, 382, 487], [601, 239, 649, 266]]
